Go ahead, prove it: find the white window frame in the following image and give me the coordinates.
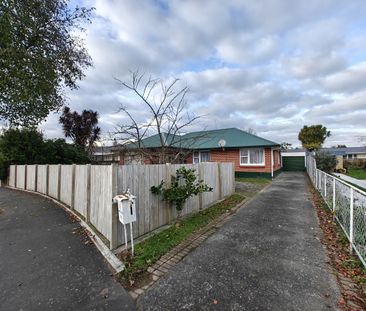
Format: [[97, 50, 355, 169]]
[[193, 151, 211, 163], [240, 148, 265, 166]]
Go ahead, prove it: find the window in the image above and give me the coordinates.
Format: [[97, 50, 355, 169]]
[[240, 148, 264, 165], [193, 152, 200, 164], [200, 151, 210, 162], [193, 151, 211, 163]]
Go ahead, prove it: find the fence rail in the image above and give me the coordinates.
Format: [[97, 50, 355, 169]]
[[7, 162, 235, 250], [307, 156, 366, 267]]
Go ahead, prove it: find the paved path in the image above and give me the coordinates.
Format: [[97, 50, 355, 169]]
[[334, 173, 366, 189], [138, 172, 341, 310], [0, 188, 135, 311]]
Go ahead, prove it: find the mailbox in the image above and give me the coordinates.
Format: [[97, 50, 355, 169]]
[[113, 191, 136, 224]]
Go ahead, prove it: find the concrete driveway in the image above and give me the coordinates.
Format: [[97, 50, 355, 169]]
[[0, 188, 135, 311], [138, 172, 341, 310]]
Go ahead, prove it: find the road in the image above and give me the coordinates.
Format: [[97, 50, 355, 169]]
[[0, 187, 135, 311]]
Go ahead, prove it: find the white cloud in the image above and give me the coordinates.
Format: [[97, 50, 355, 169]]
[[38, 0, 366, 147]]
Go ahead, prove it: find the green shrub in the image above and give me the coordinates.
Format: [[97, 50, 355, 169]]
[[315, 151, 336, 172], [0, 128, 90, 180], [151, 167, 213, 218]]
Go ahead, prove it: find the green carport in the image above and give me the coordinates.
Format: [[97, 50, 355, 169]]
[[281, 152, 306, 171]]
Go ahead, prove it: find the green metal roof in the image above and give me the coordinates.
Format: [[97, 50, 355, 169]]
[[123, 128, 279, 150], [182, 128, 279, 149]]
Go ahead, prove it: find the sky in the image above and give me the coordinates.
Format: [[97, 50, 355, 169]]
[[40, 0, 366, 147]]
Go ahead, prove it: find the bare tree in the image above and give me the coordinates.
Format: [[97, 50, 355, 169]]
[[245, 128, 257, 135], [114, 71, 205, 164]]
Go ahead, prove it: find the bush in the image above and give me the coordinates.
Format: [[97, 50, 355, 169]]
[[315, 151, 336, 173], [344, 159, 366, 170], [151, 167, 213, 218], [0, 128, 90, 180]]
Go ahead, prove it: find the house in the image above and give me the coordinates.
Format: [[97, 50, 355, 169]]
[[91, 146, 120, 164], [115, 128, 282, 178], [322, 147, 366, 160]]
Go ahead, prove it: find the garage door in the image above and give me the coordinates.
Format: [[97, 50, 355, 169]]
[[282, 156, 306, 171]]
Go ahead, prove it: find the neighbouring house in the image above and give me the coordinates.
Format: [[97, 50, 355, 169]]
[[91, 146, 120, 164], [280, 146, 366, 172], [321, 147, 366, 160], [113, 128, 282, 178]]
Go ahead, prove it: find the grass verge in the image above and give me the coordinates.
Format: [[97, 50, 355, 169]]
[[118, 194, 245, 287], [235, 177, 271, 185], [347, 168, 366, 180]]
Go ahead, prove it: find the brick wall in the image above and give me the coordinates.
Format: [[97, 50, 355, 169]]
[[187, 148, 281, 173]]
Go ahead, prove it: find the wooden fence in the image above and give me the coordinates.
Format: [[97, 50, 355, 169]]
[[7, 162, 235, 249]]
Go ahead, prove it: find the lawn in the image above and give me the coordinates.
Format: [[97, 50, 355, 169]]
[[235, 177, 271, 185], [347, 168, 366, 180], [118, 194, 245, 284]]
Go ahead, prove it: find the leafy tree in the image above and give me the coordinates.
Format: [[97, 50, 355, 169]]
[[0, 128, 90, 180], [43, 139, 90, 164], [298, 125, 330, 151], [0, 128, 46, 164], [280, 142, 292, 150], [0, 0, 93, 126], [59, 107, 101, 153], [315, 151, 336, 173]]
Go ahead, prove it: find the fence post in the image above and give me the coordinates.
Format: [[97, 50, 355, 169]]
[[34, 164, 38, 192], [315, 169, 317, 189], [46, 164, 50, 196], [110, 164, 118, 250], [217, 162, 222, 199], [324, 173, 327, 198], [332, 177, 336, 217], [14, 165, 17, 188], [70, 164, 76, 210], [24, 165, 28, 190], [232, 163, 235, 194], [165, 163, 172, 221], [57, 164, 62, 201], [86, 164, 91, 223], [198, 163, 203, 210], [350, 188, 354, 254]]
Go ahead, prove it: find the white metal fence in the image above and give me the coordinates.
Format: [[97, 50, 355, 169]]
[[307, 156, 366, 267]]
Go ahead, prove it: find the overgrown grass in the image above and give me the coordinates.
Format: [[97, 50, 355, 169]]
[[119, 194, 245, 284], [347, 168, 366, 180], [235, 177, 271, 185]]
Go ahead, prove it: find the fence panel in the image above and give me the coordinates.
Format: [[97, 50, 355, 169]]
[[354, 190, 366, 261], [26, 165, 36, 191], [7, 162, 234, 250], [16, 165, 26, 189], [115, 162, 234, 246], [90, 165, 113, 242], [48, 165, 59, 199], [220, 163, 235, 197], [307, 156, 366, 267], [60, 165, 73, 206], [8, 165, 16, 187], [37, 165, 48, 194], [74, 165, 88, 217], [201, 163, 220, 209]]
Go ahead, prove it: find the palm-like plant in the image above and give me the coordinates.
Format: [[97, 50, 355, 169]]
[[59, 107, 101, 153]]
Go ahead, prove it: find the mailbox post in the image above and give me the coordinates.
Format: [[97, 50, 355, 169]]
[[113, 190, 137, 255]]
